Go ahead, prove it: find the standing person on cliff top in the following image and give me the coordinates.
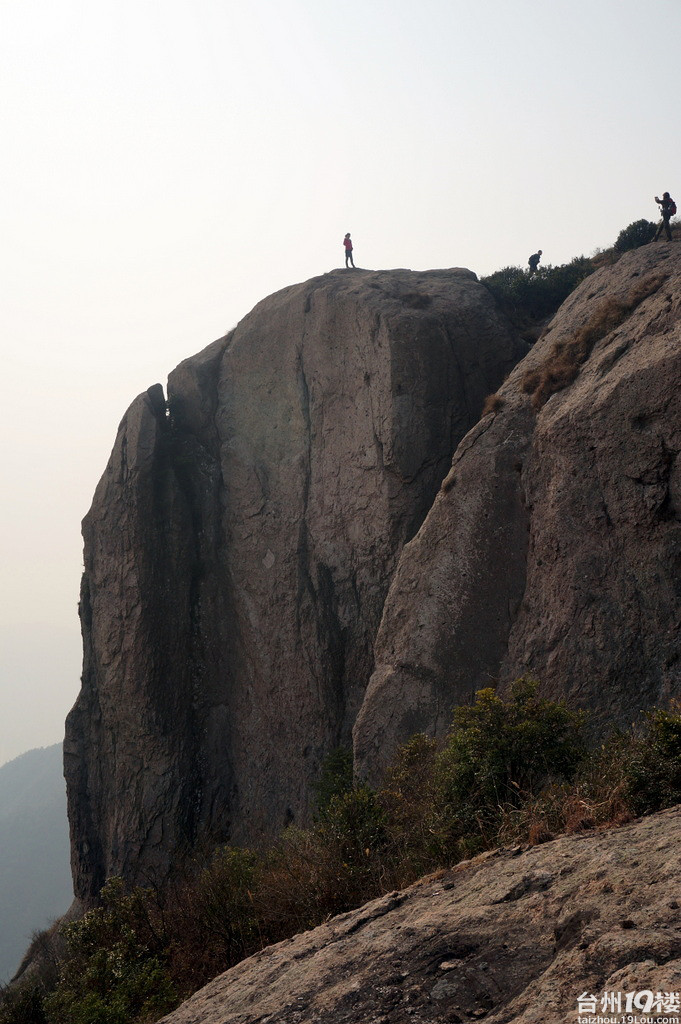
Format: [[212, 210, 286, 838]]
[[344, 233, 355, 268], [654, 192, 676, 241], [528, 250, 542, 275]]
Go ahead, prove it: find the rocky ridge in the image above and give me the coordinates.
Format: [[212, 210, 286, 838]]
[[157, 805, 681, 1024], [355, 243, 681, 780]]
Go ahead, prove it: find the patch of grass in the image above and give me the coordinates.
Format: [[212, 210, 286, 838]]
[[497, 732, 637, 845], [482, 393, 504, 415]]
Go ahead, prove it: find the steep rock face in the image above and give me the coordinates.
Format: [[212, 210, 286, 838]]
[[158, 806, 681, 1024], [355, 244, 681, 781], [65, 268, 525, 899]]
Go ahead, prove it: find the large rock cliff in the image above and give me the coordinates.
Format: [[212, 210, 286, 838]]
[[65, 268, 525, 900], [65, 245, 681, 905], [354, 244, 681, 780]]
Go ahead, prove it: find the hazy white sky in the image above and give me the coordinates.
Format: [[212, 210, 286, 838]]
[[1, 0, 680, 766]]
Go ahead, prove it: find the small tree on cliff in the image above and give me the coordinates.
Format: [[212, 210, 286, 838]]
[[614, 219, 657, 252], [432, 678, 587, 851]]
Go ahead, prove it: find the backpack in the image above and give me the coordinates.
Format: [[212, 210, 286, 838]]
[[670, 200, 677, 216]]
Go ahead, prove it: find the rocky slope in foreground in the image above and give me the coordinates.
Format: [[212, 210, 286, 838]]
[[158, 806, 681, 1024], [356, 243, 681, 780], [65, 268, 525, 901]]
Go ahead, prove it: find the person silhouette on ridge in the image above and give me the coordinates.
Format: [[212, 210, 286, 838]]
[[344, 233, 355, 268], [654, 192, 676, 241], [528, 250, 542, 276]]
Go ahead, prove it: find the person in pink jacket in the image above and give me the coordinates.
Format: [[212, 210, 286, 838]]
[[343, 233, 355, 268]]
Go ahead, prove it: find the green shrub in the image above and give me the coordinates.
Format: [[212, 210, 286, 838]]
[[382, 732, 439, 805], [189, 847, 259, 955], [312, 747, 354, 819], [482, 219, 669, 338], [312, 747, 388, 872], [318, 784, 388, 866], [0, 981, 48, 1024], [497, 731, 638, 845], [43, 878, 176, 1024], [614, 219, 657, 252], [380, 733, 442, 877], [256, 785, 389, 938], [258, 826, 335, 937], [625, 703, 681, 814], [18, 689, 681, 1022], [164, 846, 260, 994], [432, 679, 587, 852], [482, 257, 595, 327], [312, 785, 389, 912]]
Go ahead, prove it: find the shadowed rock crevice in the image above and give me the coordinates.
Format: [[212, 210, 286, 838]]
[[66, 388, 213, 898]]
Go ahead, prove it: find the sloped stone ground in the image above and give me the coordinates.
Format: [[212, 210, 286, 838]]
[[158, 805, 681, 1024]]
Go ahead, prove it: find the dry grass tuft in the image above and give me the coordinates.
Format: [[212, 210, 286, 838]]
[[482, 393, 504, 416], [522, 273, 668, 410], [627, 272, 669, 304], [497, 735, 637, 848], [520, 369, 541, 395]]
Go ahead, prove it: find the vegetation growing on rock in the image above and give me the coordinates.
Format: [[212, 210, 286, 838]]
[[4, 687, 681, 1024], [614, 218, 657, 252], [481, 256, 596, 338], [480, 216, 678, 341], [520, 271, 668, 409]]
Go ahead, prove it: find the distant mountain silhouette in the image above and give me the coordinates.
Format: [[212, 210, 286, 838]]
[[0, 743, 73, 983]]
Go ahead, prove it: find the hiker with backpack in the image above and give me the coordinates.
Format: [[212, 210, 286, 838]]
[[528, 250, 542, 276], [343, 233, 355, 268], [654, 192, 676, 241]]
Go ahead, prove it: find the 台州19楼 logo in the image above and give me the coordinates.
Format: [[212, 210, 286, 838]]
[[577, 991, 680, 1023]]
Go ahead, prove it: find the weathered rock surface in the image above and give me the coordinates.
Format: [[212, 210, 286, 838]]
[[65, 268, 525, 900], [157, 805, 681, 1024], [355, 244, 681, 781]]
